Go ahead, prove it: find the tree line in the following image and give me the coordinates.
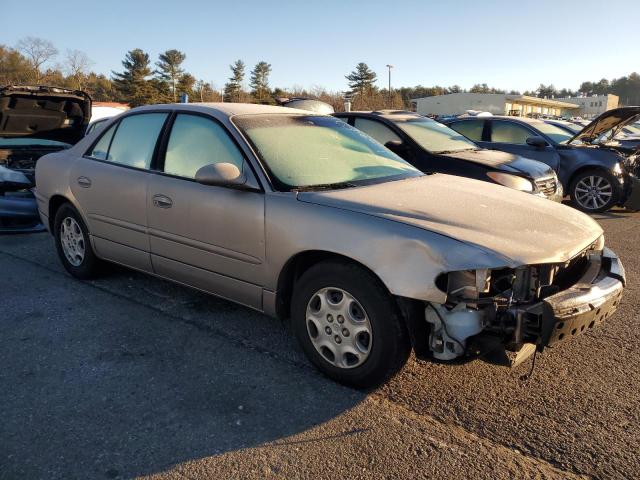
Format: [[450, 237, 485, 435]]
[[1, 37, 639, 110]]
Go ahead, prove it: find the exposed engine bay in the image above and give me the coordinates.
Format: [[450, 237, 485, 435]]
[[0, 86, 91, 232], [427, 235, 625, 366]]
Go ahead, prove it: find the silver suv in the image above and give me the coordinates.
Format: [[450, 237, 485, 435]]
[[35, 103, 625, 388]]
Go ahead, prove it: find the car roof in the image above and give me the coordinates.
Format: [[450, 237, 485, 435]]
[[453, 115, 550, 126], [336, 110, 425, 122], [129, 102, 316, 117]]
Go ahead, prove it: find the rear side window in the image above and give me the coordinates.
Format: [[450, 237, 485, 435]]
[[88, 123, 116, 160], [88, 113, 168, 168], [491, 121, 532, 144], [354, 118, 401, 146], [163, 114, 245, 179], [449, 120, 484, 142]]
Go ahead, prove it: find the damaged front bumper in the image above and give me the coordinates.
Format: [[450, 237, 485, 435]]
[[522, 247, 625, 350], [426, 246, 626, 366], [0, 166, 45, 233], [0, 190, 45, 233], [623, 175, 640, 210]]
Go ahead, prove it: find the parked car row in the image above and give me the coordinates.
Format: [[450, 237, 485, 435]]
[[30, 101, 626, 388], [334, 110, 563, 202], [444, 110, 640, 212]]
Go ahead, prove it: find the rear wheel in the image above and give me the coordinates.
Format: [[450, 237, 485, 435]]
[[570, 169, 621, 213], [54, 203, 101, 279], [291, 260, 411, 389]]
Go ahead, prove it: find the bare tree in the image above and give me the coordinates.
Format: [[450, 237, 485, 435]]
[[64, 49, 93, 90], [16, 37, 58, 83]]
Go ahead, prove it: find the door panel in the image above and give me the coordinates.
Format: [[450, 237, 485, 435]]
[[68, 112, 169, 270], [147, 175, 265, 303], [70, 157, 152, 270], [480, 120, 561, 171], [151, 255, 262, 310], [147, 113, 266, 306], [476, 139, 561, 170]]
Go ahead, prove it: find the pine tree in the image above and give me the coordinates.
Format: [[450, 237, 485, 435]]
[[112, 49, 159, 106], [346, 62, 377, 96], [250, 61, 272, 103], [224, 60, 245, 102], [177, 72, 196, 101], [155, 49, 186, 102]]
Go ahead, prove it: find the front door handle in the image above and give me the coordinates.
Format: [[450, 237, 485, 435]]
[[152, 194, 173, 208], [77, 176, 92, 188]]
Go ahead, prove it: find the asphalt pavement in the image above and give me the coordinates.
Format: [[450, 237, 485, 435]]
[[0, 208, 638, 479]]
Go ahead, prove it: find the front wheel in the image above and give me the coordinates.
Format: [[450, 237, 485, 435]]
[[569, 169, 621, 213], [291, 260, 411, 389]]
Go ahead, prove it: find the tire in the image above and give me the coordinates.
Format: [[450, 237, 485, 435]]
[[569, 169, 621, 213], [291, 260, 411, 389], [54, 203, 101, 279]]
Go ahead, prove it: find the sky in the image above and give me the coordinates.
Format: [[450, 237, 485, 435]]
[[4, 0, 639, 93]]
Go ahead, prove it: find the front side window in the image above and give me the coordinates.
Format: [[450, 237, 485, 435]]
[[99, 113, 168, 168], [448, 120, 485, 142], [394, 118, 478, 153], [354, 118, 402, 146], [164, 114, 244, 178], [490, 121, 533, 144], [233, 114, 420, 190]]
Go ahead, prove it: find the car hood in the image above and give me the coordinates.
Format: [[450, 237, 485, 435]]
[[442, 149, 554, 178], [569, 106, 640, 144], [297, 175, 601, 266], [0, 85, 91, 145]]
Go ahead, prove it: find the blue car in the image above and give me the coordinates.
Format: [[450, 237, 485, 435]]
[[445, 108, 640, 212]]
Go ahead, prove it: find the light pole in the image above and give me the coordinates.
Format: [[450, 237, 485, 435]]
[[386, 64, 394, 108]]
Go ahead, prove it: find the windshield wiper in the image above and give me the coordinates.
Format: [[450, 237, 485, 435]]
[[294, 181, 359, 192], [433, 148, 478, 154]]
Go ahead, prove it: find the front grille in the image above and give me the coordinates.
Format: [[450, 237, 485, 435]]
[[535, 177, 557, 197]]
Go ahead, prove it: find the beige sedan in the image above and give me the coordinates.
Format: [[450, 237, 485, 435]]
[[35, 103, 625, 388]]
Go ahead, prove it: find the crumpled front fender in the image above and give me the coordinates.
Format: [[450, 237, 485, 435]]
[[266, 195, 513, 304]]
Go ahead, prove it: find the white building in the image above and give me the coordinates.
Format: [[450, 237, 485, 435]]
[[413, 93, 579, 117], [553, 94, 619, 118]]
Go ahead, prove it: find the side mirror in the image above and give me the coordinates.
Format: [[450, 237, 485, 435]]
[[526, 136, 548, 148], [384, 140, 408, 156], [195, 162, 246, 188]]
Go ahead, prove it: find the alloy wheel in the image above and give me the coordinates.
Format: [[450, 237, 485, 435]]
[[574, 175, 613, 210], [305, 287, 373, 369]]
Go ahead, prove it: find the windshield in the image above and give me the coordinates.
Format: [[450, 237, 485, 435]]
[[234, 114, 421, 190], [551, 121, 582, 133], [532, 122, 574, 144], [394, 118, 478, 153], [0, 138, 70, 148]]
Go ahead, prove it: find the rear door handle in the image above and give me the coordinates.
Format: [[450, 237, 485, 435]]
[[152, 194, 173, 208], [77, 176, 92, 188]]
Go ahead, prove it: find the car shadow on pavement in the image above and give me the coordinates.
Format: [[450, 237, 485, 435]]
[[0, 252, 365, 479], [560, 202, 635, 220], [589, 207, 638, 220]]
